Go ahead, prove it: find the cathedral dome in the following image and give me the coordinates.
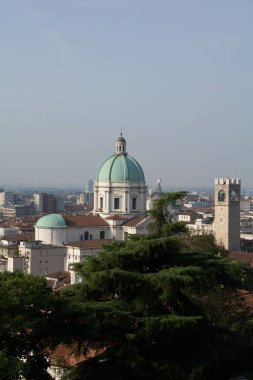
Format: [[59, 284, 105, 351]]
[[94, 134, 147, 215], [97, 154, 145, 182], [36, 214, 66, 228], [96, 134, 145, 183]]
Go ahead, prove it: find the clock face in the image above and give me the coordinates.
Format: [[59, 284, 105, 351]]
[[218, 190, 225, 202], [218, 215, 225, 225]]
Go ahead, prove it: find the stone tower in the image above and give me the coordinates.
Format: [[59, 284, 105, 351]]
[[214, 177, 241, 252]]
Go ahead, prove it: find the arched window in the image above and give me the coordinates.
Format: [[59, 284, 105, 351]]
[[84, 231, 89, 240]]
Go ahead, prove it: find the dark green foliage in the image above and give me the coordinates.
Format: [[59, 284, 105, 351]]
[[0, 351, 23, 380], [59, 233, 253, 380], [182, 233, 225, 255], [147, 191, 187, 237], [0, 272, 57, 379]]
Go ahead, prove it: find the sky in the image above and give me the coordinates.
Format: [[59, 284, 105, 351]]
[[0, 0, 252, 190]]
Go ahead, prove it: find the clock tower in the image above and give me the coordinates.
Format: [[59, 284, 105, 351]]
[[214, 177, 241, 252]]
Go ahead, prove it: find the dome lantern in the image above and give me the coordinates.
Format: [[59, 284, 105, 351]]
[[115, 133, 127, 155]]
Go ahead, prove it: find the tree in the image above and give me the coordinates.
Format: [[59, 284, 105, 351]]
[[0, 272, 58, 379], [57, 234, 253, 380], [181, 232, 225, 255], [53, 192, 253, 379], [147, 191, 187, 237]]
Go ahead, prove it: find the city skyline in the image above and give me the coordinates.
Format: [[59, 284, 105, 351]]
[[1, 0, 252, 188]]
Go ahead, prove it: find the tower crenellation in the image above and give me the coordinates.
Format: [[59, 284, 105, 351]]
[[215, 177, 241, 185]]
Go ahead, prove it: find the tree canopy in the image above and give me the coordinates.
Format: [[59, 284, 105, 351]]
[[55, 192, 253, 379], [0, 272, 58, 379], [147, 191, 188, 237], [57, 235, 253, 380]]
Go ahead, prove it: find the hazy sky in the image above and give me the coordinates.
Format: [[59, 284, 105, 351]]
[[1, 0, 252, 190]]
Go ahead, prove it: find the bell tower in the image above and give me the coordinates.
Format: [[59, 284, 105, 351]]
[[214, 177, 241, 252]]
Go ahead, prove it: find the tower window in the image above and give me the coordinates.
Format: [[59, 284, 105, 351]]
[[100, 197, 103, 209], [218, 190, 225, 202], [114, 198, 120, 210], [84, 231, 89, 240], [132, 197, 136, 210]]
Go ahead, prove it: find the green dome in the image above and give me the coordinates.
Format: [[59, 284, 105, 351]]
[[97, 154, 145, 182], [36, 214, 66, 228]]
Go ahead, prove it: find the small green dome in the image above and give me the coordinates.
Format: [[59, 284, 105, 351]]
[[96, 154, 145, 182], [36, 214, 66, 228]]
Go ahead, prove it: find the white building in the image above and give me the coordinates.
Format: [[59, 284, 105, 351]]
[[0, 191, 15, 206], [35, 135, 151, 246], [178, 213, 192, 223], [188, 219, 214, 234], [14, 241, 66, 276], [65, 239, 112, 283], [34, 193, 44, 213]]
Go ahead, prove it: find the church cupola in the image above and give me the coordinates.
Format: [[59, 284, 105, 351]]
[[115, 133, 127, 155], [94, 134, 147, 217]]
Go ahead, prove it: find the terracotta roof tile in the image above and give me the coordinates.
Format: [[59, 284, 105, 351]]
[[64, 215, 109, 227], [105, 215, 128, 221], [46, 271, 71, 283], [239, 290, 253, 307], [123, 216, 147, 227], [49, 344, 105, 367], [229, 252, 253, 267], [1, 233, 34, 242]]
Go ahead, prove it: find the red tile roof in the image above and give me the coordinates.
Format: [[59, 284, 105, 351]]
[[239, 290, 253, 307], [64, 215, 109, 227], [49, 344, 86, 367], [47, 271, 71, 283], [229, 252, 253, 267], [105, 215, 128, 221], [123, 216, 147, 227], [1, 234, 31, 242], [49, 344, 105, 367]]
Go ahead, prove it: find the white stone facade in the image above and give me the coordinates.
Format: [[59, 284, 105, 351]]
[[35, 224, 109, 245], [94, 182, 147, 216]]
